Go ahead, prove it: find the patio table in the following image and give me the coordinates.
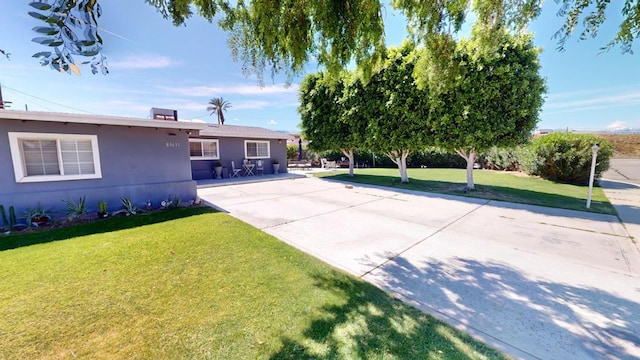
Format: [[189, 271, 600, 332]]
[[243, 163, 255, 176]]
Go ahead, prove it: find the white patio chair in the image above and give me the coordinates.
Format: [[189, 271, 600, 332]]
[[230, 161, 243, 178], [256, 160, 264, 175]]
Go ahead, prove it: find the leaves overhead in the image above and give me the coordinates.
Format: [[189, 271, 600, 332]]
[[28, 0, 108, 75], [24, 0, 640, 78], [429, 29, 546, 154], [554, 0, 640, 54]]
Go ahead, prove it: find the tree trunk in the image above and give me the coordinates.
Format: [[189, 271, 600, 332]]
[[342, 148, 355, 177], [386, 150, 411, 183], [456, 149, 476, 190]]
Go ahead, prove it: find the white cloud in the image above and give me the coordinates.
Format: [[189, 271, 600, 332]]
[[179, 118, 207, 123], [160, 83, 299, 97], [545, 89, 640, 115], [234, 100, 270, 110], [109, 55, 177, 69], [606, 121, 628, 131], [268, 120, 278, 125]]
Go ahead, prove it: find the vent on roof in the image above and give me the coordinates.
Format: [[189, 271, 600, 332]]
[[150, 107, 178, 121]]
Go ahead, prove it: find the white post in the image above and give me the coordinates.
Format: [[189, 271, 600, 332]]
[[586, 143, 599, 209]]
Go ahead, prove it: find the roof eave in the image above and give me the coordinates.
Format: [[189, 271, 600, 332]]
[[0, 110, 208, 131]]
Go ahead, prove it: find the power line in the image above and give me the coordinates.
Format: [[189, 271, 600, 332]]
[[1, 83, 98, 115]]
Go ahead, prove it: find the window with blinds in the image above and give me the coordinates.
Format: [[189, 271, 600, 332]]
[[8, 132, 101, 183], [245, 140, 270, 158], [189, 139, 219, 159]]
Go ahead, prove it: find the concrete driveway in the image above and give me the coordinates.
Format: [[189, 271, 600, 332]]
[[198, 177, 640, 360], [604, 159, 640, 185]]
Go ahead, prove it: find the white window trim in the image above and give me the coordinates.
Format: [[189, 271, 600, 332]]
[[8, 132, 102, 183], [189, 139, 220, 160], [244, 140, 270, 159]]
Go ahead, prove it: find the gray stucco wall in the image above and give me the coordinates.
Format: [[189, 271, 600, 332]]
[[0, 119, 197, 225], [191, 137, 288, 180]]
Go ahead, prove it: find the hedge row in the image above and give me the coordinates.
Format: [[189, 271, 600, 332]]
[[303, 133, 612, 185]]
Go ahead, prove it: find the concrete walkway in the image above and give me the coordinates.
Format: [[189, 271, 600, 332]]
[[602, 159, 640, 244], [198, 176, 640, 360]]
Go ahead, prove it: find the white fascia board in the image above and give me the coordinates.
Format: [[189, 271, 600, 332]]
[[0, 110, 208, 131]]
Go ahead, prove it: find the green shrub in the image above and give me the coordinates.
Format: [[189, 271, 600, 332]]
[[481, 146, 521, 171], [0, 205, 8, 229], [409, 148, 466, 169], [319, 150, 374, 166], [286, 145, 299, 160], [520, 133, 613, 185]]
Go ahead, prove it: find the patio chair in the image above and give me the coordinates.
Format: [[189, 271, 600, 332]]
[[256, 160, 264, 175], [230, 161, 243, 178]]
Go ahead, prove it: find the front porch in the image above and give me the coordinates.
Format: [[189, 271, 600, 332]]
[[196, 172, 305, 189]]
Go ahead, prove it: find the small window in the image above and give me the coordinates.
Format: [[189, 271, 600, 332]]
[[245, 140, 270, 159], [8, 132, 102, 183], [190, 139, 219, 160]]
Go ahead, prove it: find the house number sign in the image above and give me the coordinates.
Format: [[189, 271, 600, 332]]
[[166, 142, 181, 148]]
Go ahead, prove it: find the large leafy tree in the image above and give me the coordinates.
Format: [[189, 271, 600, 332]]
[[299, 72, 365, 177], [361, 43, 431, 183], [20, 1, 640, 77], [207, 97, 232, 124], [429, 29, 546, 190]]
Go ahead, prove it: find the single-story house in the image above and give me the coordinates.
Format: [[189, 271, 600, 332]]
[[0, 109, 206, 224], [189, 124, 288, 180]]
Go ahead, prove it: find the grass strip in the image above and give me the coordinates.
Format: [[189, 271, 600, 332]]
[[315, 168, 616, 215]]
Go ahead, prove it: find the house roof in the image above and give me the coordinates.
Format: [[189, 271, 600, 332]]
[[0, 110, 208, 131], [197, 124, 288, 140]]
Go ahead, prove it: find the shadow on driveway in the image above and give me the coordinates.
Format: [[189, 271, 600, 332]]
[[367, 256, 640, 359]]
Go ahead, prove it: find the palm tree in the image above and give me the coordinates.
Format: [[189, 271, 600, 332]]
[[207, 97, 232, 125]]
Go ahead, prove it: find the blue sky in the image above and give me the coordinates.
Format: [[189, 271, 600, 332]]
[[0, 1, 639, 132]]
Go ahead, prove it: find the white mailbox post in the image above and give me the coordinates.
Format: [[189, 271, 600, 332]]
[[586, 143, 600, 209]]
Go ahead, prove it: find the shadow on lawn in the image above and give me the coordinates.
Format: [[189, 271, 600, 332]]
[[320, 173, 617, 217], [269, 271, 508, 359], [0, 206, 217, 252], [365, 256, 640, 359]]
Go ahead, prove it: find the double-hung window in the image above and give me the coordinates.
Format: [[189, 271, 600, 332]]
[[8, 132, 102, 183], [244, 140, 270, 159], [189, 139, 219, 160]]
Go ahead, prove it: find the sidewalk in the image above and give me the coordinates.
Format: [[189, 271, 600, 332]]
[[601, 159, 640, 261]]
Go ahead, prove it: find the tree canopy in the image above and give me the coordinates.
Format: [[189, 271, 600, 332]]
[[300, 43, 432, 183], [15, 1, 640, 77], [429, 28, 546, 189], [299, 72, 365, 176], [207, 97, 232, 124], [361, 43, 432, 183]]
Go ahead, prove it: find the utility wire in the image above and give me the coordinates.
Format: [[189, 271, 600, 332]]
[[1, 83, 97, 115]]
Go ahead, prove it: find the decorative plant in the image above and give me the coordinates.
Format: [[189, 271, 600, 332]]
[[272, 159, 279, 164], [120, 197, 138, 216], [9, 206, 16, 230], [214, 161, 222, 167], [97, 200, 108, 217], [25, 204, 49, 226], [161, 196, 181, 209], [0, 205, 8, 230], [62, 196, 87, 220]]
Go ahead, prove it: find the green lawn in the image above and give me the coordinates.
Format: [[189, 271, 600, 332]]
[[316, 168, 615, 215], [0, 207, 506, 359]]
